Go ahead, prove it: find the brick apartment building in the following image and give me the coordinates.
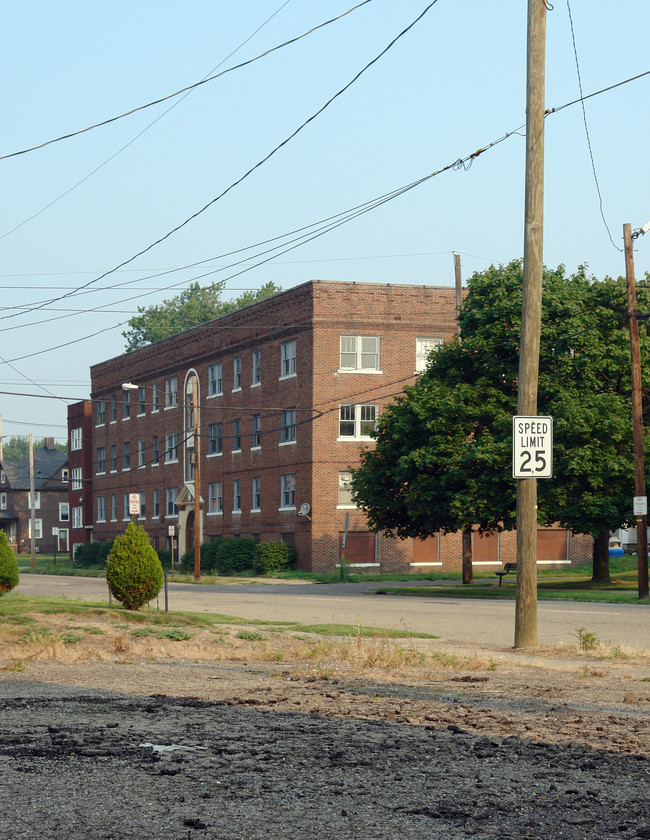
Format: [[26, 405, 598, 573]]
[[69, 280, 591, 571]]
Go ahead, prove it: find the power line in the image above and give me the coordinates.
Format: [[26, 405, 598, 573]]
[[0, 0, 294, 242], [0, 1, 373, 163], [0, 1, 440, 325], [564, 0, 620, 252]]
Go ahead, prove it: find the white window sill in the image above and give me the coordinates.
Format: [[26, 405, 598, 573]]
[[206, 392, 222, 400], [232, 387, 242, 394], [110, 420, 116, 425], [164, 405, 178, 411], [279, 506, 296, 512], [95, 423, 105, 428], [96, 471, 106, 476], [207, 452, 223, 458], [336, 437, 374, 443], [279, 373, 297, 382], [164, 459, 178, 465], [231, 449, 242, 455], [110, 469, 117, 474], [137, 412, 146, 418], [232, 510, 242, 515], [207, 510, 223, 517], [152, 462, 159, 468], [409, 562, 442, 567], [97, 519, 106, 524], [123, 467, 131, 472], [250, 508, 261, 514], [250, 382, 261, 389], [151, 409, 159, 414], [337, 369, 383, 375], [336, 562, 380, 568], [336, 505, 357, 510], [138, 465, 146, 470], [279, 440, 296, 447], [121, 417, 130, 421], [250, 445, 261, 452]]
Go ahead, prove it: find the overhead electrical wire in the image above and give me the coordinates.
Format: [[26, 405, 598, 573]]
[[0, 0, 373, 163], [0, 0, 441, 325], [0, 0, 294, 242]]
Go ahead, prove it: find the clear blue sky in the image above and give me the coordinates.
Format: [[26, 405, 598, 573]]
[[1, 0, 649, 444]]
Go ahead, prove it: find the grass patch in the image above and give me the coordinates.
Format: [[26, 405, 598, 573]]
[[129, 627, 193, 641]]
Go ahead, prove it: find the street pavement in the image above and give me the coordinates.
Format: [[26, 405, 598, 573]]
[[11, 574, 649, 650]]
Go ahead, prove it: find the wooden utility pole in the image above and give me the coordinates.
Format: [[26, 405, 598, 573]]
[[624, 223, 649, 599], [515, 0, 547, 648], [454, 252, 462, 338], [29, 431, 36, 569], [192, 375, 202, 582]]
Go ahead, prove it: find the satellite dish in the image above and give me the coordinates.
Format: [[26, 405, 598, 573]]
[[299, 502, 311, 518]]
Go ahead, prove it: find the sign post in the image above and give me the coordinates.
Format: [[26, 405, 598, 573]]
[[168, 525, 176, 579]]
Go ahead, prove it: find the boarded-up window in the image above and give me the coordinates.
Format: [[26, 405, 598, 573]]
[[412, 535, 438, 563], [473, 532, 499, 563], [339, 531, 376, 563], [537, 529, 567, 562]]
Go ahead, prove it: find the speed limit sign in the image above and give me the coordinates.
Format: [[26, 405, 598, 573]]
[[512, 416, 553, 479]]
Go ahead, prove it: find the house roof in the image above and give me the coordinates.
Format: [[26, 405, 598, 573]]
[[1, 448, 68, 491]]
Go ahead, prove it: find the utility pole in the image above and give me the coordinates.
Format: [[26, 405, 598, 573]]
[[454, 252, 473, 585], [29, 431, 36, 569], [192, 375, 202, 582], [624, 223, 649, 599], [515, 0, 547, 648], [0, 416, 3, 459]]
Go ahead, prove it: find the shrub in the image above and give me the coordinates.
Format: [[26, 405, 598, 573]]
[[253, 541, 292, 576], [0, 530, 19, 595], [106, 523, 164, 610], [74, 540, 113, 568], [181, 538, 256, 575]]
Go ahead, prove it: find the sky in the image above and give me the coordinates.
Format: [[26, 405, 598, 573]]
[[1, 0, 649, 446]]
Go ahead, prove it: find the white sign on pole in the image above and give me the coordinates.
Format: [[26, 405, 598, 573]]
[[168, 525, 176, 537], [512, 416, 553, 479], [51, 527, 59, 537], [633, 496, 647, 516], [129, 492, 141, 515]]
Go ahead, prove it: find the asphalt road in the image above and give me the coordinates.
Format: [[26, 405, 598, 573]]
[[12, 574, 649, 649]]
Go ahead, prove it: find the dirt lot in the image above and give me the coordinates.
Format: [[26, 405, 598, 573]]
[[1, 612, 649, 839]]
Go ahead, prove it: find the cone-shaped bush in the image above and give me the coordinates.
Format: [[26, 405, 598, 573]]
[[0, 530, 19, 595], [106, 522, 164, 610]]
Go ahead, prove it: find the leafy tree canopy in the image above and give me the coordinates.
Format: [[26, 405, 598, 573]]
[[351, 261, 650, 547], [1, 437, 67, 461], [122, 280, 282, 351]]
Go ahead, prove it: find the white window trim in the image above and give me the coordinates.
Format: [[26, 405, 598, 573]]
[[279, 440, 297, 448]]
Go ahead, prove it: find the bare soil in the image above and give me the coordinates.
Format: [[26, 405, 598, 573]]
[[1, 613, 649, 839]]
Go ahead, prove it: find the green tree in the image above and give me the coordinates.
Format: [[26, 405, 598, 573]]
[[122, 280, 282, 351], [0, 530, 19, 595], [1, 437, 67, 461], [106, 522, 164, 610], [351, 261, 650, 584]]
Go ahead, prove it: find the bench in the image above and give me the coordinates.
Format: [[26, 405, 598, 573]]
[[495, 563, 517, 586]]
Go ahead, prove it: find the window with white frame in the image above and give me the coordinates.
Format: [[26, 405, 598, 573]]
[[152, 436, 159, 465], [165, 432, 178, 463], [71, 427, 82, 450], [123, 391, 131, 419], [165, 377, 178, 407], [139, 491, 146, 519], [123, 442, 131, 470], [96, 447, 106, 474], [71, 468, 82, 490], [232, 419, 241, 452], [152, 489, 160, 518], [28, 519, 43, 539], [152, 383, 159, 412], [208, 423, 222, 455], [111, 495, 117, 522], [339, 404, 378, 439], [281, 409, 296, 444], [208, 363, 222, 396], [111, 444, 117, 472], [96, 400, 106, 425], [138, 386, 146, 415], [166, 487, 178, 517], [280, 340, 296, 378], [233, 356, 242, 390], [28, 491, 41, 509], [415, 336, 444, 372], [59, 502, 69, 522], [339, 335, 380, 371], [252, 477, 261, 511], [0, 493, 6, 510], [252, 350, 261, 386], [61, 468, 69, 483], [110, 395, 117, 422], [1, 470, 5, 484], [251, 414, 261, 448], [97, 496, 106, 522], [72, 507, 83, 528], [233, 479, 241, 512], [338, 471, 355, 507], [280, 473, 295, 509], [123, 493, 130, 520], [138, 439, 146, 467], [208, 481, 223, 514]]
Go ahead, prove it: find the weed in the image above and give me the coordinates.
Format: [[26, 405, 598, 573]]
[[19, 628, 51, 644], [574, 628, 599, 651], [237, 630, 264, 642], [129, 627, 193, 641], [61, 632, 83, 644], [1, 659, 26, 672], [488, 660, 498, 671]]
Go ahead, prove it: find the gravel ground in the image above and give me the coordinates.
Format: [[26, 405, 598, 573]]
[[1, 659, 649, 840]]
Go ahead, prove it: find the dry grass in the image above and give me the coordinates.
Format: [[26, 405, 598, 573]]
[[0, 611, 493, 680]]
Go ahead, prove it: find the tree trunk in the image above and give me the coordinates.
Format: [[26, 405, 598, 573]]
[[462, 525, 473, 585], [591, 530, 611, 584]]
